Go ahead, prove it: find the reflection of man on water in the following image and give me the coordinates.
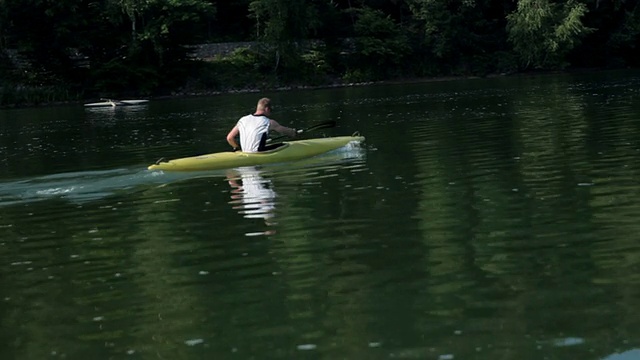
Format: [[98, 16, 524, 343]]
[[226, 166, 277, 234]]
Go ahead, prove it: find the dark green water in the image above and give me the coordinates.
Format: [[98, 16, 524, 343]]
[[1, 70, 639, 360]]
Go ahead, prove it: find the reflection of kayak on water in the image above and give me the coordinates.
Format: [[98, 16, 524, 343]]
[[227, 166, 277, 222]]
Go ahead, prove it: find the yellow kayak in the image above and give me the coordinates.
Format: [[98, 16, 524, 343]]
[[148, 135, 365, 172]]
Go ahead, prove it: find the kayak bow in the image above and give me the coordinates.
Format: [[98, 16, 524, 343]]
[[148, 135, 365, 172]]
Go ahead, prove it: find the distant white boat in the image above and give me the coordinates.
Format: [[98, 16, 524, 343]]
[[84, 99, 149, 107]]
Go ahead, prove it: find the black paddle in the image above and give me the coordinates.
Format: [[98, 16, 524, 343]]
[[268, 120, 337, 143]]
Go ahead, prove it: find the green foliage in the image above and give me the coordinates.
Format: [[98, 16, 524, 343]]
[[342, 68, 374, 84], [0, 84, 79, 107], [608, 5, 640, 65], [0, 0, 639, 107], [301, 48, 331, 75], [192, 47, 274, 91], [347, 6, 411, 80], [91, 59, 159, 96], [1, 0, 85, 84], [507, 0, 593, 70], [295, 46, 335, 86], [249, 0, 320, 43], [407, 0, 472, 58], [184, 43, 336, 93], [0, 0, 214, 98], [248, 0, 321, 73], [0, 51, 15, 81], [405, 0, 514, 76], [407, 0, 497, 56]]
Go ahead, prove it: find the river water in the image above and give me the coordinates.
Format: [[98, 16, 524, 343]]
[[1, 70, 639, 359]]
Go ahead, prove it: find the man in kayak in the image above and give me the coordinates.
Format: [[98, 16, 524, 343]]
[[226, 98, 298, 152]]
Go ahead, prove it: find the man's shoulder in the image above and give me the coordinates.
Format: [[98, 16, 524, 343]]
[[243, 114, 271, 121], [240, 114, 269, 119], [238, 114, 253, 123]]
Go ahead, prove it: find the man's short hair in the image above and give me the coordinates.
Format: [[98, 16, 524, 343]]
[[257, 98, 271, 111]]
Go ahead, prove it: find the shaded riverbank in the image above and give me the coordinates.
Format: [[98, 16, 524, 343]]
[[0, 67, 617, 110]]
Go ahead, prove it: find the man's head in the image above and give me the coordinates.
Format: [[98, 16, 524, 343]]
[[256, 98, 272, 115]]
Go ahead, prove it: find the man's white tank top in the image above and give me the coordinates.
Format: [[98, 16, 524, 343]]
[[237, 114, 270, 152]]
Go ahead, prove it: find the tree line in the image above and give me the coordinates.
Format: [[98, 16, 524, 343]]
[[0, 0, 638, 106]]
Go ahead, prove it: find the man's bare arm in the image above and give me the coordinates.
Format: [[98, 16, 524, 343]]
[[270, 120, 297, 137]]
